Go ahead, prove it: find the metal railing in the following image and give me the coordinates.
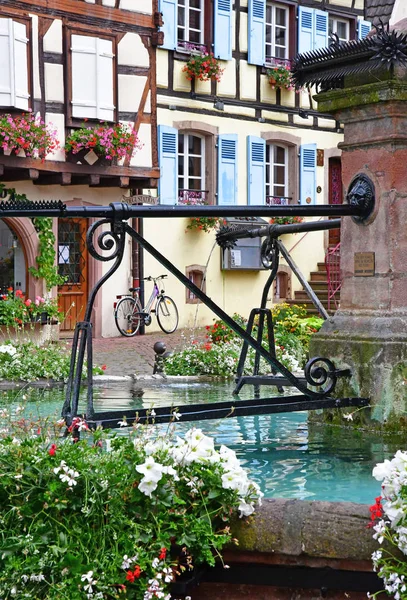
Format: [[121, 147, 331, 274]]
[[325, 242, 342, 310]]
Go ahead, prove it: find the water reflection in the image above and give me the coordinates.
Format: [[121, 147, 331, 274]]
[[0, 382, 399, 504]]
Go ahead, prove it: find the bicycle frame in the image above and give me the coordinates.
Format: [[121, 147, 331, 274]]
[[143, 282, 160, 314]]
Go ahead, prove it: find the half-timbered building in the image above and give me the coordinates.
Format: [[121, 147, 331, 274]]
[[0, 0, 160, 336], [149, 0, 371, 329]]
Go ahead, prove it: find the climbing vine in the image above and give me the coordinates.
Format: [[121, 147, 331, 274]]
[[29, 217, 65, 290], [0, 184, 65, 291]]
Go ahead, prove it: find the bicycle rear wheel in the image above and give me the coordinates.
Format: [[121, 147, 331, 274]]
[[114, 297, 142, 337], [156, 295, 179, 334]]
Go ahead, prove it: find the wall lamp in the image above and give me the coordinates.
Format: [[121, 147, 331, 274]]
[[213, 99, 224, 111]]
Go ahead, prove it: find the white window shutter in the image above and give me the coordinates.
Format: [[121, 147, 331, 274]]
[[96, 38, 115, 121], [13, 21, 29, 110], [248, 0, 265, 66], [298, 6, 314, 54], [159, 0, 177, 50], [214, 0, 233, 60], [71, 35, 98, 119], [158, 125, 178, 205], [0, 19, 14, 107], [300, 143, 317, 205], [314, 10, 328, 50], [247, 135, 265, 205], [358, 18, 371, 40], [218, 134, 238, 205]]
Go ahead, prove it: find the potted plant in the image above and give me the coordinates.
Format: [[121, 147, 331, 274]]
[[266, 65, 293, 91], [182, 52, 224, 82], [186, 216, 222, 233], [269, 216, 304, 225], [29, 295, 63, 324], [65, 122, 142, 165], [0, 289, 63, 327], [0, 112, 59, 159]]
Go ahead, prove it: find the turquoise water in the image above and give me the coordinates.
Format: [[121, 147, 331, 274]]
[[0, 381, 396, 504]]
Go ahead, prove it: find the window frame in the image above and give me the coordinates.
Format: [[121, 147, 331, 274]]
[[185, 264, 206, 303], [261, 131, 300, 206], [328, 15, 350, 43], [65, 26, 118, 127], [175, 0, 212, 53], [0, 14, 32, 113], [265, 1, 289, 64], [265, 143, 288, 204], [178, 132, 206, 203]]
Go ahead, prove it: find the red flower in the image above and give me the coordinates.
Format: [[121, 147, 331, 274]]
[[368, 496, 383, 527], [126, 570, 135, 583], [7, 287, 13, 292], [15, 289, 23, 298], [133, 565, 141, 578], [159, 547, 167, 560], [48, 443, 57, 456], [24, 299, 32, 307], [101, 364, 107, 371]]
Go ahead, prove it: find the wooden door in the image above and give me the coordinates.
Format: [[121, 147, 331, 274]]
[[57, 218, 88, 332], [328, 158, 343, 246]]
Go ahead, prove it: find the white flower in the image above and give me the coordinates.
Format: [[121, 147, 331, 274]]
[[172, 410, 182, 420], [238, 500, 255, 517], [60, 473, 78, 487], [81, 571, 95, 583], [150, 409, 156, 417], [136, 457, 164, 483], [342, 412, 353, 421], [138, 477, 158, 497], [372, 459, 394, 482], [118, 419, 128, 427]]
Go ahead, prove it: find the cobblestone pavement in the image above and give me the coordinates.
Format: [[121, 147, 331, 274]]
[[91, 328, 207, 377]]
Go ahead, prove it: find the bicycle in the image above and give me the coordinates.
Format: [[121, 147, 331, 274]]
[[114, 275, 179, 337]]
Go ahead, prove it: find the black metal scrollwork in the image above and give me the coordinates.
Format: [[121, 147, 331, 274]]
[[304, 356, 337, 395], [260, 238, 278, 270], [87, 219, 126, 262]]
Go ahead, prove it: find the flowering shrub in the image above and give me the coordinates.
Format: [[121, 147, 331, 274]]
[[0, 416, 262, 599], [182, 53, 224, 82], [65, 123, 142, 160], [269, 216, 304, 226], [266, 66, 293, 91], [0, 288, 63, 326], [0, 112, 59, 159], [187, 216, 222, 233], [0, 340, 102, 381], [369, 451, 407, 600]]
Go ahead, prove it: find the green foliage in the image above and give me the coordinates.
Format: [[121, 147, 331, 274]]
[[266, 65, 293, 90], [269, 216, 304, 226], [0, 289, 62, 326], [0, 341, 101, 381], [186, 216, 221, 233], [0, 418, 262, 599], [29, 217, 66, 291], [0, 112, 59, 158], [167, 306, 324, 377], [65, 123, 142, 160]]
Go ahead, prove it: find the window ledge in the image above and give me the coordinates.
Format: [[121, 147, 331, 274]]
[[0, 154, 159, 189]]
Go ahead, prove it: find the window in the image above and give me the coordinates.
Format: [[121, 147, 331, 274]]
[[329, 16, 349, 43], [273, 268, 291, 302], [177, 0, 205, 49], [265, 3, 288, 63], [178, 133, 207, 204], [68, 32, 116, 123], [158, 124, 236, 206], [266, 144, 287, 204], [159, 0, 232, 59], [0, 18, 29, 110], [185, 265, 206, 303]]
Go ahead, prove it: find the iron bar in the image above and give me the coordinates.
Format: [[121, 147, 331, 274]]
[[124, 223, 335, 398], [0, 202, 364, 219], [216, 219, 341, 249], [276, 239, 329, 320], [87, 396, 370, 427]]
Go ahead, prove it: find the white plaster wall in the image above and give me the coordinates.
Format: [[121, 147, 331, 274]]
[[130, 123, 152, 167], [118, 33, 149, 67], [43, 19, 62, 54], [29, 14, 41, 100], [120, 0, 152, 14], [45, 112, 65, 162], [240, 61, 256, 101], [157, 50, 169, 88], [118, 74, 147, 112], [216, 59, 236, 98], [390, 0, 406, 26], [44, 63, 64, 103]]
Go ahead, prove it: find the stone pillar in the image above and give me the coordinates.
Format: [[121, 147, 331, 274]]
[[311, 80, 407, 422]]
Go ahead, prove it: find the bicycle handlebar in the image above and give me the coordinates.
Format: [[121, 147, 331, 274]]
[[143, 275, 167, 282]]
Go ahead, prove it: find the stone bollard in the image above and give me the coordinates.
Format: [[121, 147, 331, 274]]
[[152, 341, 171, 375]]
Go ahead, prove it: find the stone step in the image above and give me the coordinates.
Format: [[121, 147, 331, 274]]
[[294, 290, 330, 301], [309, 271, 329, 282]]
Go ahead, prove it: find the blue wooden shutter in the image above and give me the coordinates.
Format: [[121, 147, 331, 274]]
[[159, 0, 177, 50], [214, 0, 232, 60], [358, 18, 371, 40], [218, 134, 238, 205], [298, 6, 314, 54], [158, 125, 178, 205], [247, 136, 265, 205], [314, 10, 328, 50], [248, 0, 265, 66], [300, 144, 317, 205]]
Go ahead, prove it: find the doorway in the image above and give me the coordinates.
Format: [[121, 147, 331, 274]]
[[328, 157, 343, 246], [57, 218, 88, 332]]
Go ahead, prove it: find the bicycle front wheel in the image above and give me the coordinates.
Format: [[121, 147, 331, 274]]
[[156, 295, 179, 334], [114, 297, 142, 337]]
